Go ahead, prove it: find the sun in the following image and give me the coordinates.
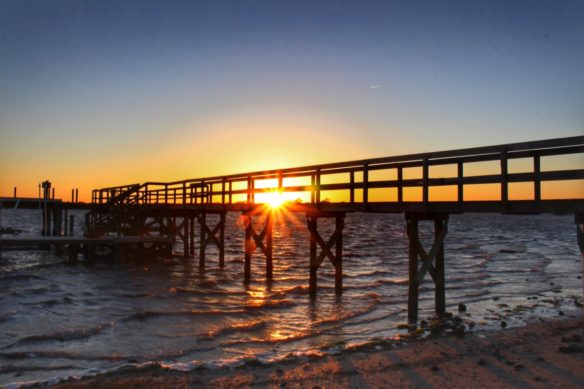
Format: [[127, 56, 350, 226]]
[[264, 191, 286, 209]]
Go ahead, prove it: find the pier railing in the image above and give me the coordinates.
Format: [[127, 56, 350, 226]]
[[92, 136, 584, 209]]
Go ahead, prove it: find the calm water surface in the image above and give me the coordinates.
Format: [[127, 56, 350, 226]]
[[0, 209, 582, 386]]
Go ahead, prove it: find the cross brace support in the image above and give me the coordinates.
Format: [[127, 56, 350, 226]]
[[406, 212, 448, 324], [199, 212, 226, 269], [306, 213, 345, 297], [243, 212, 274, 283]]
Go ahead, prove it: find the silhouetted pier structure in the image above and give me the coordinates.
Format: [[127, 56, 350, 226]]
[[0, 235, 172, 263], [0, 180, 89, 237], [86, 136, 584, 323]]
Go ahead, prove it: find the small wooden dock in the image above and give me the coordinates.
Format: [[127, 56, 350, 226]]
[[39, 136, 584, 323], [0, 235, 173, 262]]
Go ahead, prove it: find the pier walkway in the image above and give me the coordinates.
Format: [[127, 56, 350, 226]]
[[86, 136, 584, 323]]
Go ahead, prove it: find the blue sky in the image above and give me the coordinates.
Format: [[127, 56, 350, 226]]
[[1, 0, 583, 198]]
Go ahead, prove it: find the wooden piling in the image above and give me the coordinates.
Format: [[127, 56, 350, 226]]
[[199, 212, 206, 269], [68, 244, 77, 263], [306, 212, 345, 297], [219, 212, 225, 267], [335, 216, 343, 296], [196, 212, 226, 268], [308, 217, 317, 296], [407, 217, 419, 324], [244, 215, 252, 283], [184, 216, 190, 258], [189, 215, 195, 257], [265, 212, 273, 281], [241, 211, 274, 283], [406, 213, 449, 324], [434, 218, 446, 316], [64, 209, 68, 236]]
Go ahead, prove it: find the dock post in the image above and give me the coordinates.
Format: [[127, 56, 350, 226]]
[[68, 244, 79, 264], [199, 212, 206, 269], [308, 217, 318, 296], [189, 215, 195, 257], [306, 212, 345, 297], [183, 216, 190, 259], [405, 212, 449, 324], [244, 214, 252, 283], [51, 205, 62, 236], [407, 216, 419, 324], [335, 216, 344, 295], [69, 215, 74, 236], [242, 210, 274, 283], [196, 212, 226, 268], [265, 212, 273, 281], [64, 209, 69, 236], [434, 218, 446, 316], [219, 212, 226, 267]]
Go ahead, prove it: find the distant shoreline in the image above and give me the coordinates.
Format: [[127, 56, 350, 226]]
[[48, 314, 584, 389]]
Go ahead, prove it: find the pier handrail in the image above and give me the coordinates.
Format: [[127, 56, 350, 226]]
[[91, 135, 584, 207]]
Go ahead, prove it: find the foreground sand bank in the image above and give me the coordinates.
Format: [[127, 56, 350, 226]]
[[50, 316, 583, 389]]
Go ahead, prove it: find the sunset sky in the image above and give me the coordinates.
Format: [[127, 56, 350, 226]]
[[1, 0, 583, 201]]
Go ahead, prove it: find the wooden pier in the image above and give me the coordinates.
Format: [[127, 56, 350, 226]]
[[0, 235, 173, 262], [77, 136, 584, 323]]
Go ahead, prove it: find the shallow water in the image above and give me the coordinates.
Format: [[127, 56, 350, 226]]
[[0, 209, 582, 386]]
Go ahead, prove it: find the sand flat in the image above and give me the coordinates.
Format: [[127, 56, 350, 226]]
[[51, 316, 584, 389]]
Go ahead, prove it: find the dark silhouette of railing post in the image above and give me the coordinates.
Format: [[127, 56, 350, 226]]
[[228, 181, 233, 204], [457, 160, 464, 203], [534, 155, 541, 201], [501, 149, 508, 211], [221, 178, 226, 205], [315, 168, 321, 205], [397, 167, 403, 203], [363, 163, 369, 208], [350, 170, 355, 204], [422, 157, 429, 204]]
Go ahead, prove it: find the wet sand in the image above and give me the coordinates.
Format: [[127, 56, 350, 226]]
[[50, 315, 584, 389]]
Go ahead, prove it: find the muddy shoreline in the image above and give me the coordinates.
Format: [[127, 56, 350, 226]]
[[29, 313, 582, 388]]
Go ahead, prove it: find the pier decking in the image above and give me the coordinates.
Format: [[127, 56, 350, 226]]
[[75, 136, 584, 322]]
